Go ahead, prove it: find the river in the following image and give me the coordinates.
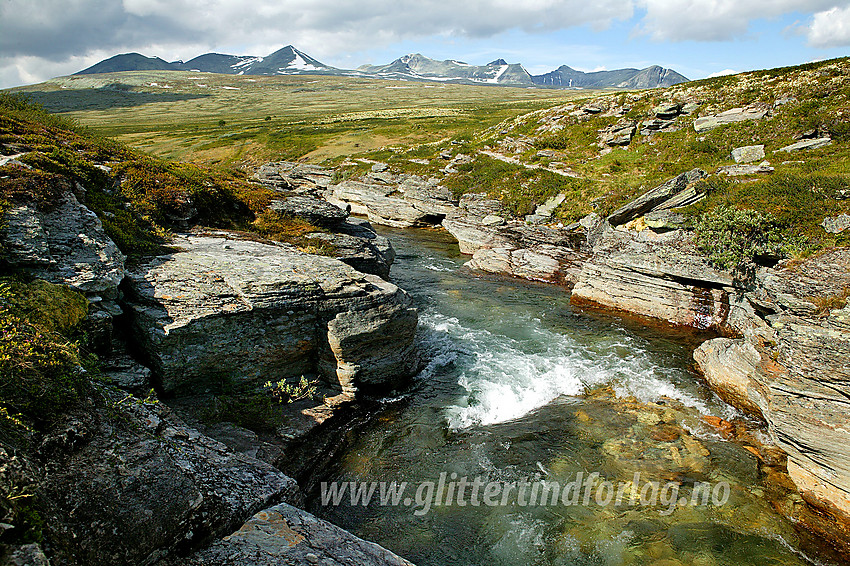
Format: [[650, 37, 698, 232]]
[[306, 226, 829, 566]]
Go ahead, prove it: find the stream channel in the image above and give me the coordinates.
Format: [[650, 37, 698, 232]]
[[306, 226, 832, 566]]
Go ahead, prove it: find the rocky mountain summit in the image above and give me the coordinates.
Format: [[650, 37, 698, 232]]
[[77, 46, 340, 77]]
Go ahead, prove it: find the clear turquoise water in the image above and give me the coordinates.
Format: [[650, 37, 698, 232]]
[[307, 226, 828, 566]]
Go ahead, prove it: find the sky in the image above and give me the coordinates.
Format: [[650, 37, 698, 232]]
[[1, 0, 849, 89]]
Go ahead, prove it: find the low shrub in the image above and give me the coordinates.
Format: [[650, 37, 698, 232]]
[[694, 205, 788, 270], [0, 281, 88, 434]]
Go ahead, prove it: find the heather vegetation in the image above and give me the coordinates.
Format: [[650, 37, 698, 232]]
[[0, 92, 332, 258]]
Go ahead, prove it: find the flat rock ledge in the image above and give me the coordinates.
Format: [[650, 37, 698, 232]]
[[172, 503, 414, 566], [124, 234, 419, 396]]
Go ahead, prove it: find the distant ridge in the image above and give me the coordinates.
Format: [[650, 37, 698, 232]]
[[532, 64, 688, 88], [75, 47, 689, 88], [77, 46, 340, 77], [76, 53, 177, 75]]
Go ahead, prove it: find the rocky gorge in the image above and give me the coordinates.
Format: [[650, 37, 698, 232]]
[[253, 154, 850, 559], [0, 172, 420, 563]]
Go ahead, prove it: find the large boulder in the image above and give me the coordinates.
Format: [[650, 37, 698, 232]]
[[123, 234, 418, 396]]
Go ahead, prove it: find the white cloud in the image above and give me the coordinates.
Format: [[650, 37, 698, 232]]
[[635, 0, 841, 42], [1, 0, 849, 89], [0, 0, 640, 87], [807, 5, 850, 47]]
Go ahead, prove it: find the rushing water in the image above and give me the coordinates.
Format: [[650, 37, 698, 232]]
[[307, 226, 829, 566]]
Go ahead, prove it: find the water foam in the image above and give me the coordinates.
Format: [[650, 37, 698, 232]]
[[419, 310, 721, 429]]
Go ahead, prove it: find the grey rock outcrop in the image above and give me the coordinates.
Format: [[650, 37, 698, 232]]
[[693, 106, 769, 133], [326, 180, 427, 228], [822, 213, 850, 234], [315, 217, 396, 278], [173, 503, 414, 566], [0, 188, 125, 297], [441, 217, 513, 254], [644, 210, 686, 231], [570, 224, 740, 329], [606, 169, 706, 226], [444, 215, 587, 284], [269, 196, 348, 228], [124, 234, 418, 395], [598, 120, 637, 147], [323, 171, 457, 228], [255, 161, 336, 191], [458, 192, 504, 218], [693, 248, 850, 525], [465, 245, 585, 284], [653, 102, 682, 120], [718, 164, 774, 176], [38, 387, 300, 566]]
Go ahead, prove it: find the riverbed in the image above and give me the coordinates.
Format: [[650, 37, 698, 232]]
[[306, 226, 829, 566]]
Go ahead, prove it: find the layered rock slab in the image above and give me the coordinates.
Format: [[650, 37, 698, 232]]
[[124, 234, 418, 395], [0, 187, 125, 297], [694, 248, 850, 525], [571, 224, 741, 329]]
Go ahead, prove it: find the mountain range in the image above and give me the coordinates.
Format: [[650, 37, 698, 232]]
[[76, 45, 688, 89]]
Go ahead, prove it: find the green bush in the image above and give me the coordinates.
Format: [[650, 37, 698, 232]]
[[0, 282, 88, 433], [694, 205, 788, 270]]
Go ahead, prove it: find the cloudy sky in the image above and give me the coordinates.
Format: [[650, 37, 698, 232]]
[[1, 0, 849, 88]]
